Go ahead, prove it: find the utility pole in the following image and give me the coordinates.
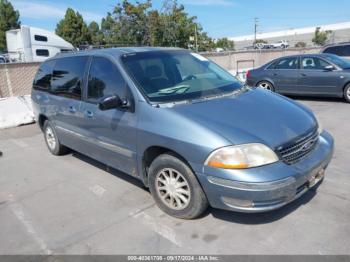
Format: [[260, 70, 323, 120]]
[[195, 24, 198, 52], [254, 17, 259, 44]]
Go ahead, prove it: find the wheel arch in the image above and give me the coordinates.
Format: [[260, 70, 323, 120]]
[[343, 81, 350, 93], [141, 146, 192, 187], [38, 114, 48, 131], [256, 79, 275, 90]]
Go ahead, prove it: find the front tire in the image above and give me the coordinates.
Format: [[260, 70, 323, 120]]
[[43, 121, 69, 155], [344, 84, 350, 103], [148, 153, 208, 219]]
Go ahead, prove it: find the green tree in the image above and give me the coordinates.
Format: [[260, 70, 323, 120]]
[[0, 0, 21, 51], [101, 13, 116, 46], [295, 41, 306, 48], [312, 27, 332, 46], [215, 37, 235, 50], [159, 0, 200, 49], [254, 39, 267, 44], [88, 21, 103, 46], [195, 30, 215, 52], [99, 0, 212, 51], [56, 8, 89, 47], [100, 1, 153, 46]]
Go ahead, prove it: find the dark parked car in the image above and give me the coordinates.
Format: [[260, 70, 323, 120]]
[[246, 53, 350, 102], [321, 42, 350, 60], [0, 53, 10, 63], [31, 48, 334, 219]]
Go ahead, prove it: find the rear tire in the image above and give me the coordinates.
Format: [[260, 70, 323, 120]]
[[43, 120, 69, 155], [148, 153, 208, 219], [257, 81, 275, 92], [344, 84, 350, 103]]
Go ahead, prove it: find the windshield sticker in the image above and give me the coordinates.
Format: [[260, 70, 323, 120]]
[[191, 53, 209, 62]]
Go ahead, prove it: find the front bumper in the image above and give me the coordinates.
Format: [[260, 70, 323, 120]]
[[195, 131, 334, 213]]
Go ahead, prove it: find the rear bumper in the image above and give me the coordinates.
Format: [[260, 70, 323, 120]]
[[245, 78, 256, 87], [195, 131, 334, 213]]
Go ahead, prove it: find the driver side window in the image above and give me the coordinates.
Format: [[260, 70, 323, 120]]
[[87, 57, 127, 102], [301, 57, 331, 70]]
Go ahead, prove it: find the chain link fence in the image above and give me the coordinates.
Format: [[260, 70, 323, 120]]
[[0, 62, 40, 98]]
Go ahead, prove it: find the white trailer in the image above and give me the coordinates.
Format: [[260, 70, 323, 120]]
[[6, 25, 74, 63]]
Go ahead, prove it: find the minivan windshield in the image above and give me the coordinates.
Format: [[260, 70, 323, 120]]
[[121, 50, 243, 103], [324, 54, 350, 69]]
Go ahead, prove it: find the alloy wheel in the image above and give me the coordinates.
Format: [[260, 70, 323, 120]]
[[45, 127, 56, 150], [347, 87, 350, 100], [258, 82, 272, 91]]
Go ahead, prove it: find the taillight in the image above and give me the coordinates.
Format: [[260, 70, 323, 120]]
[[246, 70, 251, 78]]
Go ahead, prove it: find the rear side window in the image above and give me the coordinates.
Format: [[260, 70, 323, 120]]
[[33, 60, 55, 91], [87, 57, 126, 102], [275, 57, 299, 70], [266, 61, 277, 69], [323, 45, 350, 56], [323, 46, 342, 56], [51, 56, 88, 100]]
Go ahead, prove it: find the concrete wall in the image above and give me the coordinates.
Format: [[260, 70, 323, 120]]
[[203, 47, 321, 72]]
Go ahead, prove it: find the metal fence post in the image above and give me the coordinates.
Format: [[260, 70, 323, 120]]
[[229, 51, 232, 70], [4, 64, 13, 97]]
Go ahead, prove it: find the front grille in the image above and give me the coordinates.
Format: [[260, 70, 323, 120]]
[[277, 130, 319, 164]]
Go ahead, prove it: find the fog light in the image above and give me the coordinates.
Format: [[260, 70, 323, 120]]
[[222, 196, 254, 208]]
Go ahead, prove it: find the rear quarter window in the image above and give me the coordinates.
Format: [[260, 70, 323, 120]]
[[323, 45, 350, 56], [266, 61, 277, 69], [33, 60, 55, 91]]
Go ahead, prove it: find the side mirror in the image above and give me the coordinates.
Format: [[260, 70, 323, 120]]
[[98, 95, 126, 111], [324, 65, 335, 71]]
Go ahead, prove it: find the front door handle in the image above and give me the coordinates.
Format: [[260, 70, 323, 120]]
[[69, 105, 76, 113], [301, 73, 307, 77], [85, 110, 94, 118]]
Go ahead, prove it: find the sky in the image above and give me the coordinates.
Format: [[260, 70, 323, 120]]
[[10, 0, 350, 38]]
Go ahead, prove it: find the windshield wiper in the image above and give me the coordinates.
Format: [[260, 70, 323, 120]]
[[158, 85, 190, 95], [199, 84, 249, 100]]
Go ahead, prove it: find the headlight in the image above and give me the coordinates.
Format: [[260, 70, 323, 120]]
[[205, 143, 279, 169]]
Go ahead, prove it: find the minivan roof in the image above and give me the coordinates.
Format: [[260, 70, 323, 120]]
[[322, 42, 350, 48], [52, 47, 185, 60]]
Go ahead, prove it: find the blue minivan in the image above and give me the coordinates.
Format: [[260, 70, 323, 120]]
[[31, 48, 334, 219]]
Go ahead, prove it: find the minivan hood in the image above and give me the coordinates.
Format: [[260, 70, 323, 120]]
[[171, 89, 317, 149]]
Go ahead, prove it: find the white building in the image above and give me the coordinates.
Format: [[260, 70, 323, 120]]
[[229, 21, 350, 50], [6, 25, 74, 63]]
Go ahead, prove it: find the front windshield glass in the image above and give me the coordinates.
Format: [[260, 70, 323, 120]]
[[121, 50, 243, 103], [324, 54, 350, 69]]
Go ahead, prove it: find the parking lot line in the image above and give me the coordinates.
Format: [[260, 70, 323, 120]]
[[8, 195, 52, 255], [10, 138, 29, 148], [132, 211, 182, 247]]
